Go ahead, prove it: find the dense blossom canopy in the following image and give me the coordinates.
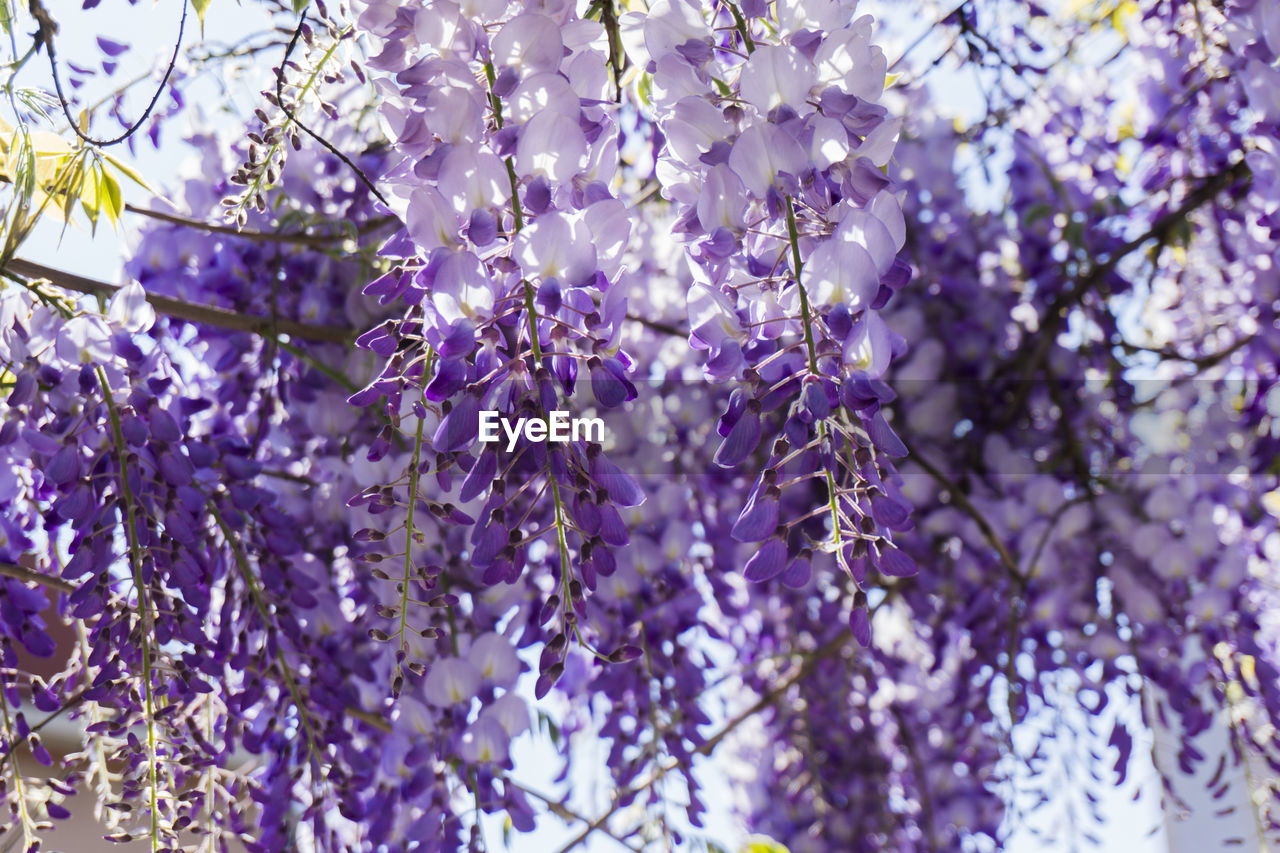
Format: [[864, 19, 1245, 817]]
[[1, 0, 1278, 851]]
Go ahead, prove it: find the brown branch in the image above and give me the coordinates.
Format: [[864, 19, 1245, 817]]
[[899, 449, 1032, 716], [696, 633, 847, 758], [504, 777, 641, 852], [3, 257, 355, 343], [890, 705, 939, 852], [1115, 332, 1257, 369], [123, 203, 397, 248], [1000, 160, 1251, 424], [258, 467, 320, 487], [1044, 373, 1094, 487], [0, 560, 75, 594], [553, 633, 850, 853], [889, 0, 966, 71], [906, 448, 1024, 587], [626, 313, 686, 337], [0, 175, 397, 248]]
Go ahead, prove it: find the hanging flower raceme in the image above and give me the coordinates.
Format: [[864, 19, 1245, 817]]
[[347, 1, 657, 770], [0, 282, 244, 848], [617, 0, 914, 636]]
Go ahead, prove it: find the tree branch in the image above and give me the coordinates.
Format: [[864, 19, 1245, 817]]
[[503, 777, 642, 852], [0, 560, 75, 594], [553, 633, 850, 853], [890, 705, 939, 852], [36, 0, 188, 148], [122, 203, 397, 248], [625, 313, 686, 337], [1000, 160, 1251, 423], [276, 14, 388, 207], [1114, 332, 1256, 369], [3, 257, 354, 343], [906, 447, 1024, 587]]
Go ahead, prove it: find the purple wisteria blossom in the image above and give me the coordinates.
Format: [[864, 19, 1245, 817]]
[[2, 0, 1280, 851]]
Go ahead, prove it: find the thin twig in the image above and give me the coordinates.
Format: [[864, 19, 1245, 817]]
[[890, 705, 939, 852], [0, 688, 90, 777], [906, 448, 1024, 586], [0, 174, 397, 247], [276, 14, 388, 206], [36, 0, 188, 148], [503, 777, 642, 852], [625, 313, 685, 337], [553, 634, 850, 853], [1114, 332, 1256, 369], [999, 160, 1251, 424]]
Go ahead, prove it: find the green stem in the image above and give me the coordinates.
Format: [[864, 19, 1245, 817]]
[[0, 685, 36, 850], [549, 473, 574, 612], [522, 280, 574, 597], [99, 367, 161, 852], [1223, 662, 1270, 848], [522, 282, 543, 362], [784, 195, 842, 551], [727, 1, 756, 54], [491, 53, 576, 645], [470, 767, 488, 850], [75, 621, 119, 828], [505, 159, 524, 233], [444, 577, 461, 657], [601, 0, 624, 99], [483, 61, 504, 130], [820, 428, 843, 550], [484, 59, 525, 235], [203, 696, 219, 851], [4, 42, 38, 79], [784, 195, 818, 375], [242, 26, 348, 213], [209, 503, 325, 775], [395, 416, 426, 684]]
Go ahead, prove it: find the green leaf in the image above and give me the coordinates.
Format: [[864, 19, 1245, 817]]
[[637, 73, 653, 107], [81, 166, 102, 235], [741, 837, 791, 853], [292, 0, 311, 13], [0, 0, 13, 36], [1109, 0, 1139, 34], [99, 169, 123, 229], [1169, 218, 1194, 247], [103, 153, 155, 193], [5, 128, 37, 239], [15, 128, 36, 200], [60, 155, 85, 227], [536, 710, 562, 746], [190, 0, 211, 34]]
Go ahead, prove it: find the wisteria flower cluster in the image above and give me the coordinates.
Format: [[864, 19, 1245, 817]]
[[2, 0, 1280, 851]]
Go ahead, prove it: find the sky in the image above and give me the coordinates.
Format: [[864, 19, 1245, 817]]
[[14, 0, 281, 279], [5, 1, 1246, 851]]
